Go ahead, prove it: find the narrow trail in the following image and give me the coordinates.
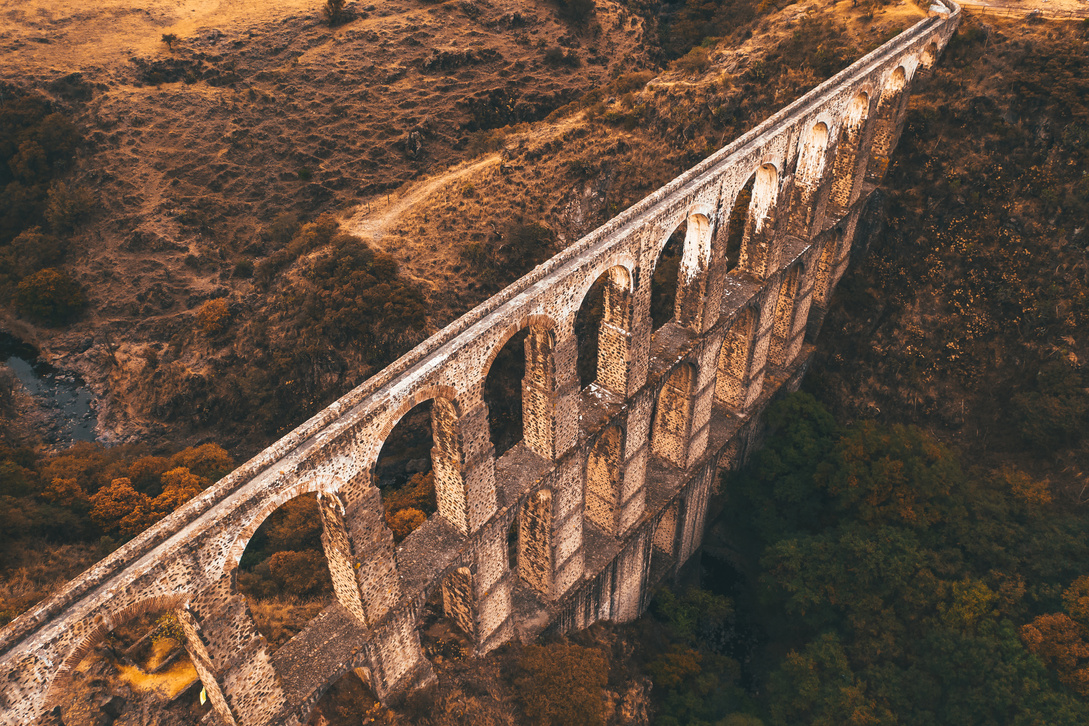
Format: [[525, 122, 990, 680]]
[[342, 154, 501, 245]]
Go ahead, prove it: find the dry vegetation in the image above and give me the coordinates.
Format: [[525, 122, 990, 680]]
[[0, 0, 918, 454]]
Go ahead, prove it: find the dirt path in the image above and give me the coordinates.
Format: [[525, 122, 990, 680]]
[[956, 0, 1089, 18], [342, 154, 501, 245]]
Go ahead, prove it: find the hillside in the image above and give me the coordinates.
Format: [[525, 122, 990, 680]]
[[1, 0, 921, 453]]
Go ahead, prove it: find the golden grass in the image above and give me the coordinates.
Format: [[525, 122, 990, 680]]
[[115, 638, 199, 699]]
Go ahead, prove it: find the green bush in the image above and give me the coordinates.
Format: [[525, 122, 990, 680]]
[[15, 267, 85, 325]]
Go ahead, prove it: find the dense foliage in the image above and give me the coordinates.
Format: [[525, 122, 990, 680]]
[[703, 393, 1089, 724], [0, 441, 233, 624]]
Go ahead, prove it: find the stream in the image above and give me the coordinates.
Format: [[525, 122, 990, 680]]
[[1, 331, 98, 445]]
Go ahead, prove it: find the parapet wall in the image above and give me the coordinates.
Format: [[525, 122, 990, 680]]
[[0, 4, 960, 725]]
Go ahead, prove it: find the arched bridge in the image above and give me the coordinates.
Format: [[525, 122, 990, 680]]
[[0, 4, 960, 724]]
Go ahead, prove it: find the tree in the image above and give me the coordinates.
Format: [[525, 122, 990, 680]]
[[1021, 613, 1089, 696], [15, 267, 85, 325], [89, 477, 156, 538], [322, 0, 349, 26]]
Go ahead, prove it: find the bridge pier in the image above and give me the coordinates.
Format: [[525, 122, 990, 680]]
[[177, 577, 293, 726]]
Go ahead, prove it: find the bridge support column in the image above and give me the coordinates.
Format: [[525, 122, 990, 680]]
[[318, 488, 401, 627], [177, 577, 293, 726], [619, 392, 652, 533], [469, 517, 515, 652], [741, 292, 778, 411], [360, 605, 435, 702], [433, 397, 498, 535], [686, 340, 719, 467]]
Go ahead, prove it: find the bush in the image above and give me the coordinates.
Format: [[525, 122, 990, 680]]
[[44, 180, 94, 233], [15, 267, 85, 325], [553, 0, 595, 23], [516, 641, 609, 725], [197, 298, 231, 336], [674, 47, 712, 74], [323, 0, 350, 26]]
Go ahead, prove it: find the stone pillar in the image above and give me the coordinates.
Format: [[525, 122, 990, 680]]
[[432, 396, 497, 535], [519, 488, 554, 595], [550, 456, 586, 597], [742, 295, 778, 410], [585, 425, 624, 535], [687, 342, 718, 467], [522, 325, 579, 461], [322, 484, 402, 627], [677, 463, 715, 565], [714, 307, 759, 411], [441, 567, 475, 638], [650, 363, 697, 469], [782, 260, 817, 366], [618, 401, 650, 535], [177, 577, 290, 726], [595, 268, 634, 396], [359, 605, 434, 702], [471, 517, 514, 652]]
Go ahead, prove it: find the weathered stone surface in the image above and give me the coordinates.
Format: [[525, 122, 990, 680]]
[[0, 7, 959, 725]]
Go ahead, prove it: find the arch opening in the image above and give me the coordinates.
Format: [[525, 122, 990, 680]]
[[724, 164, 779, 276], [650, 219, 685, 331], [714, 307, 758, 410], [54, 600, 209, 726], [651, 362, 697, 468], [788, 122, 831, 238], [484, 321, 558, 460], [374, 400, 439, 543], [484, 329, 529, 458], [921, 42, 939, 69], [651, 213, 714, 332], [575, 266, 632, 393], [237, 492, 336, 652], [724, 174, 755, 273], [865, 68, 909, 185]]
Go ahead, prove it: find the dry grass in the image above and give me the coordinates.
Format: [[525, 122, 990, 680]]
[[116, 638, 200, 699], [247, 595, 329, 648], [0, 541, 99, 625]]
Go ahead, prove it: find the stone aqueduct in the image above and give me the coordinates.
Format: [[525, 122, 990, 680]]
[[1, 4, 959, 724]]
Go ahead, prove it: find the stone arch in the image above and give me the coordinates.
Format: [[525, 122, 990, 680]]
[[651, 361, 697, 468], [787, 121, 831, 238], [864, 66, 909, 184], [518, 487, 554, 594], [768, 264, 804, 368], [482, 315, 561, 460], [649, 207, 714, 332], [585, 424, 624, 535], [223, 473, 343, 574], [574, 265, 633, 394], [48, 592, 190, 705], [714, 306, 759, 409], [368, 390, 473, 536], [728, 163, 780, 278], [827, 91, 871, 219]]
